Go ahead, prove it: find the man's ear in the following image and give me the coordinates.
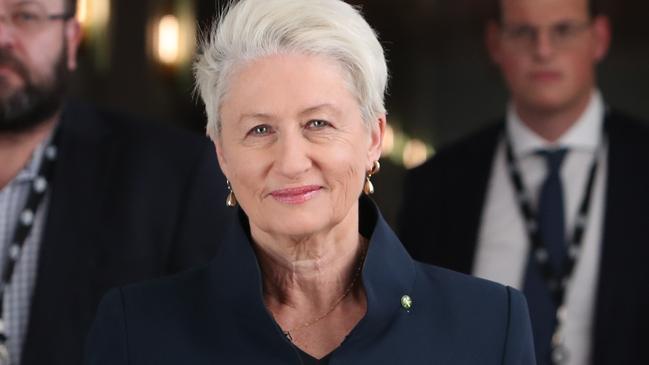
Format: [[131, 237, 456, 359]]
[[65, 19, 83, 71], [485, 20, 504, 66], [591, 15, 611, 62]]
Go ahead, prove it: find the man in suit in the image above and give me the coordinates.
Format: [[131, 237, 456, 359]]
[[0, 0, 231, 364], [399, 0, 649, 364]]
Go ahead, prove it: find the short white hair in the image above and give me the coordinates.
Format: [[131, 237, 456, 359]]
[[194, 0, 388, 139]]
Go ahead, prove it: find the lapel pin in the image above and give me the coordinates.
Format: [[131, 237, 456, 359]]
[[401, 295, 413, 311]]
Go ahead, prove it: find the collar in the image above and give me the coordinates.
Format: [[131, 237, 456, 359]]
[[13, 128, 56, 183], [206, 195, 417, 350], [506, 89, 605, 158]]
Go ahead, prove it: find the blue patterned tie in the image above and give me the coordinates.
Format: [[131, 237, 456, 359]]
[[523, 148, 568, 365]]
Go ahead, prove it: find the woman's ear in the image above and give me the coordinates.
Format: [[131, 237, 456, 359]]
[[367, 115, 386, 167], [214, 139, 230, 180]]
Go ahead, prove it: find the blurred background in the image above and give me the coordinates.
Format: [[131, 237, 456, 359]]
[[71, 0, 649, 227]]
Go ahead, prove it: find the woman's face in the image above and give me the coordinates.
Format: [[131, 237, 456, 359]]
[[216, 53, 384, 238]]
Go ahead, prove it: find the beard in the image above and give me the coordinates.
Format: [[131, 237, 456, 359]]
[[0, 47, 70, 133]]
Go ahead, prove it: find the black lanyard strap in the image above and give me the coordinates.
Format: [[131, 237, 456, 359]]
[[0, 125, 60, 358], [504, 136, 600, 305], [504, 133, 602, 364]]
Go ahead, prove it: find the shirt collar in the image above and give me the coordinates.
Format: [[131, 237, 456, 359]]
[[14, 132, 53, 183], [206, 196, 416, 350], [506, 89, 605, 158]]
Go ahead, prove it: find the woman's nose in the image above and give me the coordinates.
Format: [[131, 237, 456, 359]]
[[274, 132, 312, 179]]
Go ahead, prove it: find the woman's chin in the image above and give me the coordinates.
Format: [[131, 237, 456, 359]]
[[267, 213, 330, 238]]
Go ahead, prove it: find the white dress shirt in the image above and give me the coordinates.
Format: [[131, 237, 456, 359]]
[[0, 139, 49, 365], [474, 90, 607, 365]]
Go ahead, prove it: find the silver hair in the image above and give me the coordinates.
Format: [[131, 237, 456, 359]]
[[194, 0, 388, 139]]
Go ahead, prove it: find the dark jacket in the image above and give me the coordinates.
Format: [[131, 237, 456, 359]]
[[21, 102, 233, 365], [85, 197, 535, 365], [398, 110, 649, 364]]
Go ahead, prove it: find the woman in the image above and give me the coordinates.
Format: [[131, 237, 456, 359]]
[[85, 0, 535, 363]]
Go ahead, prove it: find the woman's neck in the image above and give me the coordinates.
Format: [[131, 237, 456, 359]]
[[252, 221, 365, 312], [250, 203, 370, 358]]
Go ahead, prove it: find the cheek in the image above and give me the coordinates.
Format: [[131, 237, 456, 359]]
[[220, 143, 267, 195], [324, 141, 367, 196], [228, 162, 269, 216], [567, 56, 594, 83], [230, 155, 264, 186], [325, 162, 364, 219], [499, 57, 526, 83], [341, 164, 364, 191], [26, 42, 64, 82]]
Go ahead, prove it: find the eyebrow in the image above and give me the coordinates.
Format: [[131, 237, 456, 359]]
[[298, 103, 339, 117], [237, 103, 340, 123], [238, 112, 272, 122], [11, 1, 39, 6]]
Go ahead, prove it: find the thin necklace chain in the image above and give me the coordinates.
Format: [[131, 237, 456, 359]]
[[281, 244, 367, 342]]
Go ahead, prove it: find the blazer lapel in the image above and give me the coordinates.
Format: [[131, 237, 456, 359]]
[[444, 123, 502, 273], [22, 103, 116, 365], [205, 211, 300, 364], [592, 111, 649, 364]]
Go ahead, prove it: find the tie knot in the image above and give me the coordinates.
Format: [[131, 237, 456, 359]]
[[536, 148, 568, 173]]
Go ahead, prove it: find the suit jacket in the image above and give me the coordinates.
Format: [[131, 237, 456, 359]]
[[20, 102, 233, 365], [398, 110, 649, 364], [85, 196, 535, 365]]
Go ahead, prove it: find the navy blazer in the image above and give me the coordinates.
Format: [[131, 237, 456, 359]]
[[85, 197, 535, 364], [398, 110, 649, 364], [21, 102, 233, 365]]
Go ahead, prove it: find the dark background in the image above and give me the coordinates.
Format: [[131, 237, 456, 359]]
[[70, 0, 649, 227]]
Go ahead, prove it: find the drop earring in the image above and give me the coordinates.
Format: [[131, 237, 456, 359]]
[[226, 181, 237, 207], [363, 160, 381, 195]]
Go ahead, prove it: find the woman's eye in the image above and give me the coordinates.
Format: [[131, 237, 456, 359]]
[[248, 125, 272, 136], [306, 120, 330, 129]]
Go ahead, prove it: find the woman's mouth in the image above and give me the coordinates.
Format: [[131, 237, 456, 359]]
[[270, 185, 322, 205]]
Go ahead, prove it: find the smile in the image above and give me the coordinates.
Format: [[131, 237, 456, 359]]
[[270, 185, 322, 205]]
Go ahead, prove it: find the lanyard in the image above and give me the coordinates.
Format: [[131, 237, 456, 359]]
[[504, 134, 600, 363], [0, 126, 60, 363]]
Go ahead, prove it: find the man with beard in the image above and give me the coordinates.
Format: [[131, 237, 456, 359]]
[[0, 1, 231, 364]]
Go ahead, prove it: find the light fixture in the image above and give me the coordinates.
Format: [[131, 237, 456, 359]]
[[76, 0, 110, 31], [76, 0, 111, 70], [157, 15, 180, 65], [76, 0, 88, 25], [150, 2, 196, 69], [402, 138, 430, 169]]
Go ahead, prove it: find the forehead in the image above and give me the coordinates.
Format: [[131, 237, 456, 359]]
[[226, 53, 351, 109], [500, 0, 590, 24]]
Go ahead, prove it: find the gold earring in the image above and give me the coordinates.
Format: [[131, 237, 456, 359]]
[[363, 161, 381, 195], [226, 181, 237, 207]]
